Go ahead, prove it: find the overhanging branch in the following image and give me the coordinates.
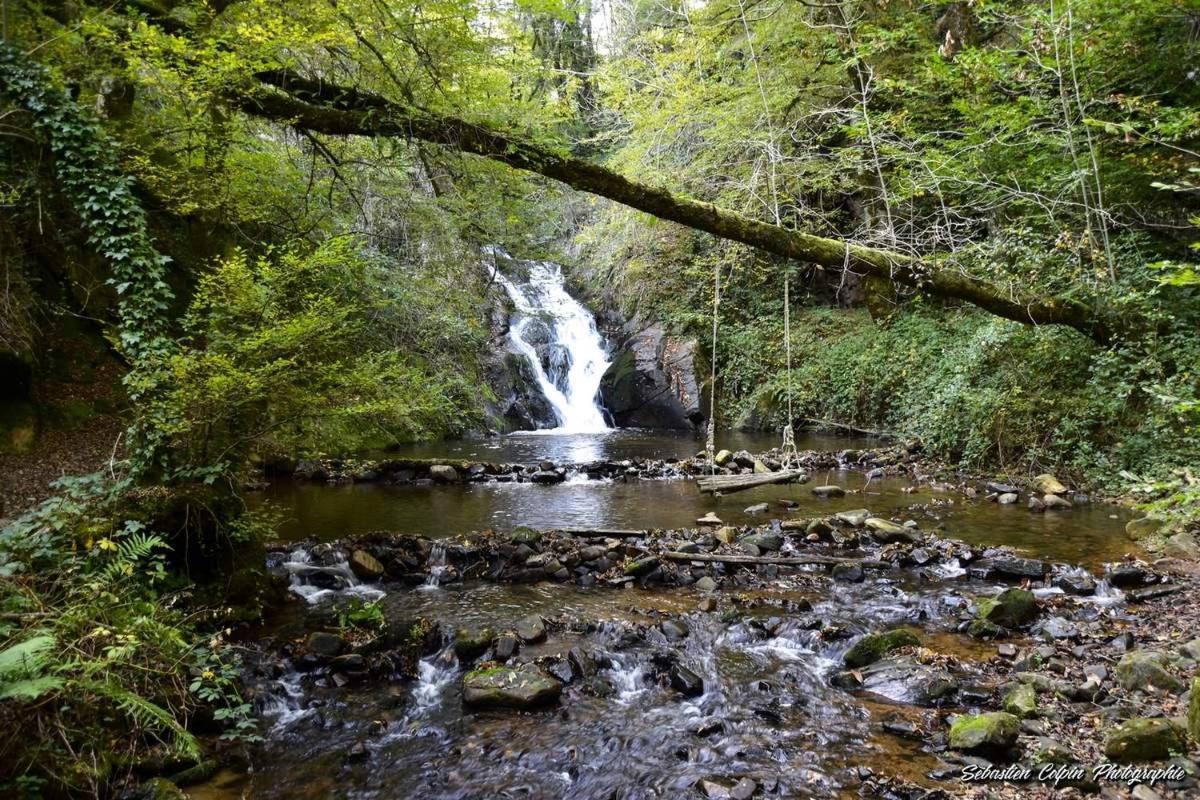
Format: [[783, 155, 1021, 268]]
[[236, 71, 1112, 342]]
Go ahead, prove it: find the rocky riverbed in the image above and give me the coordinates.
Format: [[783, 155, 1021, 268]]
[[201, 496, 1200, 800]]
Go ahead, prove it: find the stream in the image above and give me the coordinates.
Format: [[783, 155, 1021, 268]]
[[211, 261, 1142, 800]]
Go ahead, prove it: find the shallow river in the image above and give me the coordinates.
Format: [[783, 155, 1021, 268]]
[[207, 430, 1138, 800], [257, 430, 1131, 566]]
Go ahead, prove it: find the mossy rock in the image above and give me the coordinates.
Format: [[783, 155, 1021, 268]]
[[510, 527, 542, 545], [462, 663, 562, 709], [1189, 676, 1200, 744], [1115, 651, 1184, 694], [1002, 683, 1038, 718], [949, 712, 1021, 753], [976, 588, 1039, 629], [1126, 516, 1164, 542], [1104, 717, 1186, 763], [624, 556, 660, 578], [843, 629, 920, 669]]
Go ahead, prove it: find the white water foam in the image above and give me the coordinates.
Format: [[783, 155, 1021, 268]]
[[488, 251, 611, 433]]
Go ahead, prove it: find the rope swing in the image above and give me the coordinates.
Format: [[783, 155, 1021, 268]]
[[779, 267, 798, 469], [705, 260, 720, 476]]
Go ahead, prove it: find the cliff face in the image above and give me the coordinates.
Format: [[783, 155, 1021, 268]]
[[599, 323, 706, 431], [479, 283, 559, 433]]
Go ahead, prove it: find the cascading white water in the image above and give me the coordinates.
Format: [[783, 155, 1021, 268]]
[[420, 542, 448, 591], [490, 254, 611, 433]]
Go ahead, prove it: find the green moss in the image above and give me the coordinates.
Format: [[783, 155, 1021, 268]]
[[949, 712, 1020, 752], [1104, 718, 1186, 763], [843, 629, 920, 668]]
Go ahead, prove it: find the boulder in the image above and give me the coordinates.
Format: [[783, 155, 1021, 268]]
[[348, 549, 385, 581], [1042, 494, 1073, 510], [510, 527, 542, 545], [998, 492, 1019, 505], [599, 325, 705, 429], [714, 449, 733, 466], [739, 532, 783, 552], [976, 588, 1039, 629], [1002, 683, 1038, 718], [429, 464, 459, 483], [834, 656, 957, 707], [975, 556, 1049, 581], [831, 562, 864, 583], [306, 631, 346, 658], [462, 664, 563, 709], [1126, 517, 1164, 542], [949, 712, 1020, 753], [811, 485, 846, 498], [515, 614, 547, 644], [1104, 718, 1186, 763], [844, 629, 921, 669], [454, 627, 495, 661], [1115, 651, 1184, 693], [714, 526, 738, 544], [834, 509, 870, 527], [865, 518, 920, 544], [1032, 474, 1067, 495], [669, 663, 704, 697]]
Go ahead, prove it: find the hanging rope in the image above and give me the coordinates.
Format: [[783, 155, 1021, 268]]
[[706, 260, 720, 475], [780, 268, 798, 468]]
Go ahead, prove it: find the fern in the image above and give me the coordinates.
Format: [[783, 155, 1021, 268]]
[[79, 680, 201, 760], [0, 634, 65, 701]]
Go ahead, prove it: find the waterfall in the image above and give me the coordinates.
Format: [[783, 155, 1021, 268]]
[[420, 542, 448, 591], [489, 252, 611, 433]]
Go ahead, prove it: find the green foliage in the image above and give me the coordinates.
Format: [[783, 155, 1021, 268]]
[[337, 597, 386, 633], [0, 474, 258, 794], [148, 238, 482, 473]]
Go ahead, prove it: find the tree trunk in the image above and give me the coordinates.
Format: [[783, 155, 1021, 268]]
[[235, 72, 1112, 342]]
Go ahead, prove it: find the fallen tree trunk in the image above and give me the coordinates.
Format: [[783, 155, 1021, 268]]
[[234, 72, 1113, 342], [695, 469, 807, 495], [662, 551, 890, 570]]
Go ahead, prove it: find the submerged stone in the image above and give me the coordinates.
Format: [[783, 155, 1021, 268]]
[[515, 614, 546, 644], [811, 485, 846, 498]]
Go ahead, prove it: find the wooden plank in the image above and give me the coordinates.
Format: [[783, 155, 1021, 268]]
[[553, 527, 648, 538], [695, 469, 806, 495], [661, 551, 890, 570]]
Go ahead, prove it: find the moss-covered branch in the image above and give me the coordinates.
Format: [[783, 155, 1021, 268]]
[[237, 71, 1113, 342]]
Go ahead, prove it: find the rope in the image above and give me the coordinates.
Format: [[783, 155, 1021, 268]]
[[780, 269, 798, 468], [706, 260, 720, 475]]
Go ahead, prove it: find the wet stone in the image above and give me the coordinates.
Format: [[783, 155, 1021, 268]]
[[811, 485, 846, 498], [834, 509, 870, 527], [669, 664, 704, 697], [462, 663, 563, 710], [1054, 573, 1097, 595], [661, 619, 690, 640], [494, 633, 519, 661]]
